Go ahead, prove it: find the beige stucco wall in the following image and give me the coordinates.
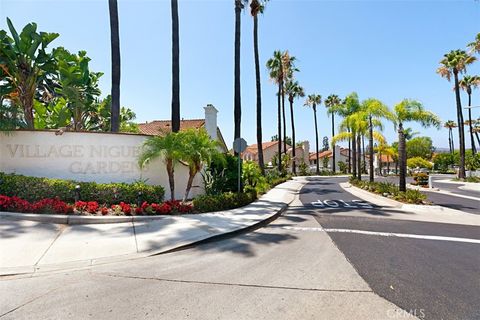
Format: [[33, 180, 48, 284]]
[[0, 130, 203, 200]]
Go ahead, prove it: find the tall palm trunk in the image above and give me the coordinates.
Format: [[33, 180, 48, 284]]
[[277, 81, 282, 172], [398, 123, 407, 192], [313, 105, 320, 175], [331, 114, 336, 173], [171, 0, 180, 132], [448, 127, 453, 153], [467, 91, 476, 154], [166, 158, 175, 201], [378, 151, 383, 176], [281, 84, 287, 154], [362, 135, 366, 174], [369, 115, 374, 182], [253, 13, 265, 175], [289, 96, 296, 175], [109, 0, 121, 132], [348, 128, 351, 174], [351, 130, 357, 178], [453, 70, 466, 179], [233, 0, 242, 150], [357, 133, 362, 180]]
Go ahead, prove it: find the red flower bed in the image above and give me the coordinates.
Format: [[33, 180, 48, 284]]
[[0, 194, 194, 216]]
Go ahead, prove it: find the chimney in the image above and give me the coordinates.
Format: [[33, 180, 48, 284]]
[[204, 104, 218, 140]]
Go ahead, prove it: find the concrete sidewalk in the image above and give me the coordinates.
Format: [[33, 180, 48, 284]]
[[0, 179, 306, 276]]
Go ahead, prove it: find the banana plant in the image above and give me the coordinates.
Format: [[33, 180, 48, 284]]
[[0, 18, 59, 129]]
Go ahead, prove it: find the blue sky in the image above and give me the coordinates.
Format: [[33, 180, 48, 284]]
[[1, 0, 479, 149]]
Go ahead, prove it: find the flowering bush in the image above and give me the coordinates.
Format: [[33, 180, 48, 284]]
[[0, 194, 193, 216]]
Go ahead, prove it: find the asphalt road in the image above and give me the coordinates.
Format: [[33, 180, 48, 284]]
[[1, 177, 479, 320], [299, 176, 480, 320]]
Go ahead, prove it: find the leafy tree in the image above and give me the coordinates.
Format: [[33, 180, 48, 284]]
[[433, 153, 454, 172], [138, 132, 184, 201], [53, 47, 102, 131], [179, 129, 223, 201], [459, 75, 480, 154], [406, 136, 434, 159], [407, 157, 433, 170], [391, 99, 440, 191], [304, 94, 322, 174], [437, 49, 476, 179], [86, 95, 138, 133], [322, 136, 329, 152], [324, 94, 341, 173], [0, 18, 59, 128], [108, 0, 121, 132], [285, 79, 304, 174]]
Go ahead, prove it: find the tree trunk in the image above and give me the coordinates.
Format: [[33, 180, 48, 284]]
[[233, 0, 242, 151], [362, 135, 366, 174], [314, 105, 320, 175], [171, 0, 180, 133], [378, 151, 383, 176], [467, 92, 476, 154], [253, 14, 265, 175], [453, 70, 466, 179], [277, 81, 282, 172], [289, 97, 296, 175], [166, 158, 175, 201], [398, 123, 407, 192], [369, 115, 374, 182], [348, 128, 351, 174], [109, 0, 121, 132], [448, 128, 453, 154], [357, 133, 361, 180], [281, 82, 287, 154], [183, 167, 195, 202], [451, 128, 455, 152], [351, 130, 357, 178], [331, 113, 336, 173]]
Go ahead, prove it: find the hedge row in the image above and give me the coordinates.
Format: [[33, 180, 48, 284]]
[[0, 172, 164, 205], [193, 191, 257, 213]]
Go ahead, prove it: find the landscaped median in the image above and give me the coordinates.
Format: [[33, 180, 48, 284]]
[[0, 178, 305, 275]]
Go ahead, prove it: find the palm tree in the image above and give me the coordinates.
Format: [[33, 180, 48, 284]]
[[171, 0, 180, 132], [304, 94, 322, 175], [392, 99, 440, 191], [468, 33, 480, 55], [437, 49, 476, 179], [180, 129, 222, 201], [444, 120, 457, 154], [281, 52, 297, 155], [285, 80, 304, 175], [459, 75, 480, 154], [250, 0, 267, 175], [360, 98, 392, 182], [138, 132, 184, 201], [233, 0, 245, 149], [403, 127, 419, 141], [267, 50, 285, 172], [324, 94, 341, 173], [331, 93, 361, 177], [108, 0, 121, 132], [375, 143, 395, 176]]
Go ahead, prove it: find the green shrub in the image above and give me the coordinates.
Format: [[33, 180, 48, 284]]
[[338, 161, 347, 174], [0, 172, 164, 205], [193, 191, 257, 213], [298, 161, 310, 176], [407, 157, 433, 170], [242, 161, 269, 194], [394, 189, 427, 204], [412, 172, 429, 186]]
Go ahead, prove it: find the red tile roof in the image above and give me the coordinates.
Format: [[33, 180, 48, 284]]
[[309, 150, 332, 160], [138, 119, 205, 136], [244, 141, 289, 155]]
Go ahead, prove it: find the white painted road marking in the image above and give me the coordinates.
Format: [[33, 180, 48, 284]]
[[311, 199, 373, 209], [281, 226, 480, 245]]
